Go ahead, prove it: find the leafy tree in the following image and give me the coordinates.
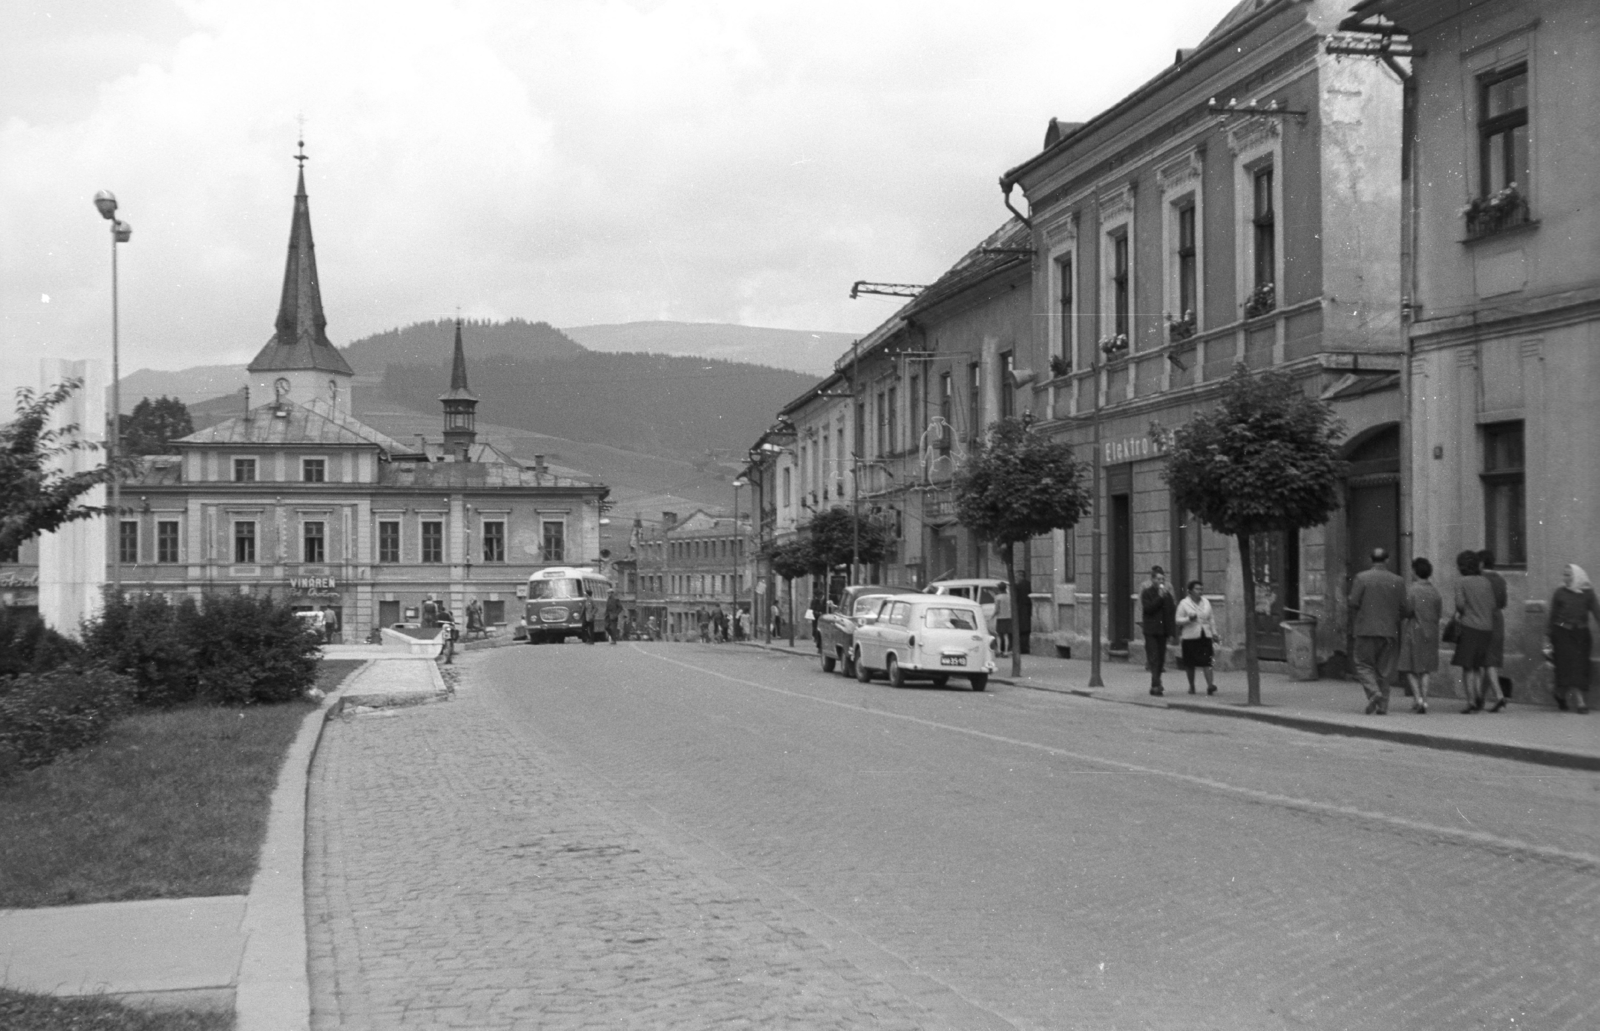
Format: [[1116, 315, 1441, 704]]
[[1153, 366, 1345, 704], [766, 537, 818, 580], [1, 380, 123, 557], [954, 416, 1091, 677], [123, 395, 194, 455], [806, 505, 889, 574]]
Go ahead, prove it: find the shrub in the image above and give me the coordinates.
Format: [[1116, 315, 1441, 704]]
[[81, 592, 199, 706], [0, 665, 134, 777], [190, 593, 320, 705], [0, 607, 84, 677]]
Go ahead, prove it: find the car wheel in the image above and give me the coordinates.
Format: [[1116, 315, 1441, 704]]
[[969, 674, 988, 692], [887, 655, 906, 688], [931, 674, 949, 688], [840, 648, 855, 678], [821, 651, 836, 673], [854, 650, 873, 682]]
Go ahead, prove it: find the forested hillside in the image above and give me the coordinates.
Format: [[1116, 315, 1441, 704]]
[[342, 318, 584, 373], [380, 351, 817, 462]]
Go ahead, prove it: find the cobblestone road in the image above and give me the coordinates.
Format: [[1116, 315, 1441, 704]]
[[306, 643, 1600, 1030]]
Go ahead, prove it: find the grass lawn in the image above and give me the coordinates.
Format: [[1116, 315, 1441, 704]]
[[0, 659, 366, 909], [0, 987, 233, 1031]]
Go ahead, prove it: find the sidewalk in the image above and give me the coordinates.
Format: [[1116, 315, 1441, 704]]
[[0, 655, 446, 1028], [745, 638, 1600, 772]]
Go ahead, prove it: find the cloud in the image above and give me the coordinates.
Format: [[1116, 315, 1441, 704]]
[[1, 0, 1236, 400]]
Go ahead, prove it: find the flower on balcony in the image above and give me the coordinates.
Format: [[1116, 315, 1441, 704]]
[[1166, 310, 1197, 342], [1243, 282, 1276, 320], [1460, 182, 1529, 239], [1098, 334, 1129, 357], [1049, 354, 1072, 379]]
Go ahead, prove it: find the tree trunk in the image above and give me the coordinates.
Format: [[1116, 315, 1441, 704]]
[[1005, 542, 1021, 679], [1237, 532, 1261, 705]]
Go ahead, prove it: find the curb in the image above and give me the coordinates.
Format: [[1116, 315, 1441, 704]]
[[234, 658, 371, 1031]]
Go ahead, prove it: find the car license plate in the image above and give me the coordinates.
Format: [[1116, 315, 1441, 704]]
[[940, 654, 966, 666]]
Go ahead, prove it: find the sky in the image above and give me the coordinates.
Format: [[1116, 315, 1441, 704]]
[[1, 0, 1246, 399]]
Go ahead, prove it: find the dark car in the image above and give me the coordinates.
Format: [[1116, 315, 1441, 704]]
[[816, 585, 923, 677]]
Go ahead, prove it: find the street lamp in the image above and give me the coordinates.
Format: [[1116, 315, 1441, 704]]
[[1088, 334, 1128, 688], [94, 191, 132, 593]]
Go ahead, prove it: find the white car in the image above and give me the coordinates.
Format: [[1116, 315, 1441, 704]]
[[922, 578, 1008, 626], [850, 595, 995, 691]]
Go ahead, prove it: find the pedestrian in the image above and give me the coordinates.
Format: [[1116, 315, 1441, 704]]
[[1478, 549, 1510, 700], [698, 608, 710, 644], [647, 615, 660, 641], [771, 601, 782, 639], [1348, 547, 1411, 715], [1398, 556, 1443, 713], [1139, 566, 1177, 696], [1547, 563, 1599, 713], [1176, 580, 1217, 695], [437, 601, 457, 664], [993, 584, 1012, 657], [579, 592, 596, 645], [604, 591, 624, 644], [1015, 576, 1033, 655], [1450, 550, 1503, 712]]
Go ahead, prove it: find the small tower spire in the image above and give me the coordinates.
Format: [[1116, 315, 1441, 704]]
[[440, 316, 479, 459]]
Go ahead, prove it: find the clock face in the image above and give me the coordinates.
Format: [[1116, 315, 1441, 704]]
[[275, 377, 290, 400]]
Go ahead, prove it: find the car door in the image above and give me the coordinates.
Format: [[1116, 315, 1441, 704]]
[[872, 601, 911, 667], [854, 597, 892, 668]]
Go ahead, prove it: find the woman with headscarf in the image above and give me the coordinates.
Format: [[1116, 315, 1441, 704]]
[[1398, 556, 1443, 713], [1451, 550, 1505, 712], [1547, 563, 1600, 713]]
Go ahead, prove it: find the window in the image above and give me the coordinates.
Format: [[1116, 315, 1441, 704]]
[[542, 520, 565, 563], [1000, 352, 1015, 419], [484, 600, 505, 626], [482, 520, 505, 563], [1482, 421, 1525, 566], [158, 520, 179, 564], [421, 520, 443, 563], [1111, 229, 1130, 339], [836, 418, 846, 495], [782, 467, 791, 508], [1, 540, 20, 563], [1176, 201, 1197, 322], [876, 392, 887, 456], [378, 521, 400, 563], [119, 520, 138, 565], [854, 402, 865, 459], [1061, 526, 1076, 583], [1252, 167, 1275, 291], [886, 386, 897, 454], [1479, 65, 1528, 200], [233, 458, 256, 482], [1057, 255, 1075, 371], [798, 443, 807, 499], [968, 363, 982, 441], [822, 428, 831, 489], [939, 371, 953, 454], [234, 521, 256, 564], [302, 458, 326, 483], [303, 521, 325, 564], [909, 376, 921, 446]]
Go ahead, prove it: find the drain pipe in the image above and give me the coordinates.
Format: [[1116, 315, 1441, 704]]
[[999, 178, 1033, 229]]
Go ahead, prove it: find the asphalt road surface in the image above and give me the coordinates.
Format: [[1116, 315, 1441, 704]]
[[306, 641, 1600, 1030]]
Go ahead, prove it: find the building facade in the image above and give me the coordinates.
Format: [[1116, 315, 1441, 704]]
[[1348, 0, 1600, 700], [1002, 0, 1405, 667], [633, 509, 752, 639]]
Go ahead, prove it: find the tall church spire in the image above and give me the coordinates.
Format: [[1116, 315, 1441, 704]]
[[247, 141, 354, 380], [440, 317, 478, 458]]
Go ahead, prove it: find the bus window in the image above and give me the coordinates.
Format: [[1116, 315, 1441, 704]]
[[529, 578, 582, 600]]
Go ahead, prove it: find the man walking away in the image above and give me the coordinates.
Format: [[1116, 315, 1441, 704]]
[[604, 591, 624, 644], [1348, 547, 1410, 714], [1140, 566, 1178, 696]]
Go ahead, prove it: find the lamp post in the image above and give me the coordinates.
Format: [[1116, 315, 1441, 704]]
[[94, 191, 132, 594], [1088, 334, 1128, 688]]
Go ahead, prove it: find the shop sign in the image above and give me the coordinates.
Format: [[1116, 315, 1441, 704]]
[[1103, 435, 1166, 465], [0, 572, 40, 588], [288, 576, 337, 592]]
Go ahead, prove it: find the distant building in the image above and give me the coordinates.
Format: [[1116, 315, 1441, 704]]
[[2, 153, 609, 639], [634, 509, 752, 639]]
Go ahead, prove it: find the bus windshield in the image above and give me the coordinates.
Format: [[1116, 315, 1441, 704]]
[[529, 578, 583, 600]]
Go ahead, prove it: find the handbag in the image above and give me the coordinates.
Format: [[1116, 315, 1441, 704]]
[[1441, 617, 1461, 644]]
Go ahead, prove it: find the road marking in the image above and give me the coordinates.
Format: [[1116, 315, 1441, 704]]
[[642, 646, 1600, 873]]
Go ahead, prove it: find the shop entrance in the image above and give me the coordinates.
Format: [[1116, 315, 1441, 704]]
[[1108, 465, 1133, 653], [1249, 529, 1299, 662]]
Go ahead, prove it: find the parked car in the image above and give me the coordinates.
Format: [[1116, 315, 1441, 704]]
[[852, 595, 995, 691], [816, 584, 923, 677], [923, 578, 1008, 625]]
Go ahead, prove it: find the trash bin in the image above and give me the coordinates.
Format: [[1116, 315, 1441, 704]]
[[1280, 617, 1318, 681]]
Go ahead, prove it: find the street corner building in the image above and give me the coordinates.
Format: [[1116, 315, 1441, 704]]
[[3, 155, 609, 640]]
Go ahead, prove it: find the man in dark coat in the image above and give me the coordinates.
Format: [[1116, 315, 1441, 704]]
[[604, 592, 624, 644], [1348, 547, 1411, 714], [1139, 566, 1178, 695]]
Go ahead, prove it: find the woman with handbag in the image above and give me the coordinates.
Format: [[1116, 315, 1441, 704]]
[[1398, 557, 1442, 713], [1450, 550, 1504, 712], [1547, 563, 1600, 713], [1175, 580, 1218, 695]]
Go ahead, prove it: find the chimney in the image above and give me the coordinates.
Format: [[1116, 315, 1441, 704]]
[[533, 454, 546, 475], [662, 511, 678, 530]]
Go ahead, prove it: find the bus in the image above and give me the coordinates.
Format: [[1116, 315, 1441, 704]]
[[522, 566, 613, 644]]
